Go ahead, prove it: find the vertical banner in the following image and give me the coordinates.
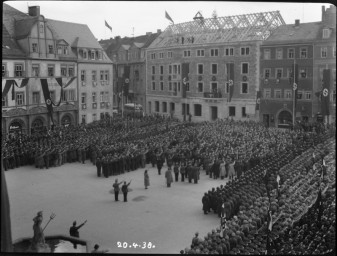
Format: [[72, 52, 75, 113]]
[[1, 80, 14, 98], [322, 69, 330, 116], [291, 63, 299, 114], [123, 66, 130, 96], [255, 90, 261, 110], [40, 79, 54, 124], [182, 63, 189, 98], [227, 63, 234, 102]]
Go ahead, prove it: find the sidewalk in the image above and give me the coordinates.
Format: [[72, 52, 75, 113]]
[[5, 162, 227, 254]]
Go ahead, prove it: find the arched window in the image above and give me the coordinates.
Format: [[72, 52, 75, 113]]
[[61, 115, 71, 127], [39, 23, 44, 34]]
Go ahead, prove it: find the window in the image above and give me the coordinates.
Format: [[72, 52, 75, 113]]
[[241, 82, 248, 94], [241, 47, 250, 55], [92, 71, 97, 81], [32, 65, 39, 77], [152, 81, 156, 90], [323, 28, 330, 39], [169, 82, 172, 91], [276, 48, 283, 59], [284, 90, 292, 99], [182, 103, 190, 115], [15, 64, 24, 77], [100, 92, 104, 102], [288, 48, 295, 59], [242, 107, 246, 117], [155, 101, 159, 112], [211, 82, 218, 92], [97, 51, 102, 60], [297, 91, 303, 100], [63, 47, 68, 55], [198, 82, 203, 93], [61, 66, 67, 77], [100, 71, 104, 81], [68, 90, 75, 101], [2, 64, 6, 77], [287, 68, 293, 78], [47, 65, 54, 76], [168, 65, 172, 74], [196, 49, 205, 57], [225, 48, 234, 56], [184, 50, 191, 57], [198, 64, 203, 74], [300, 48, 307, 59], [57, 46, 62, 54], [194, 104, 202, 116], [264, 68, 271, 79], [211, 64, 218, 75], [162, 102, 167, 113], [32, 43, 38, 53], [152, 66, 156, 75], [151, 53, 156, 59], [104, 91, 109, 102], [16, 92, 24, 105], [81, 70, 86, 82], [93, 113, 97, 121], [105, 71, 109, 81], [159, 52, 164, 59], [264, 89, 271, 98], [39, 23, 44, 34], [48, 45, 53, 54], [275, 90, 281, 99], [83, 50, 87, 59], [333, 47, 336, 57], [210, 49, 219, 57], [160, 66, 164, 75], [305, 91, 311, 100], [168, 51, 173, 58], [2, 96, 7, 107], [81, 115, 86, 124], [160, 81, 164, 91], [321, 47, 327, 58], [92, 92, 97, 103], [300, 68, 307, 78], [90, 51, 95, 60], [264, 49, 271, 59], [229, 106, 236, 117], [32, 92, 40, 104], [241, 63, 249, 74], [276, 68, 283, 78], [81, 93, 86, 104]]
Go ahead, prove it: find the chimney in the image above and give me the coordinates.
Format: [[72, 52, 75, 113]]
[[146, 32, 152, 36], [28, 6, 40, 16], [295, 19, 300, 27], [322, 5, 326, 22], [115, 36, 121, 41], [157, 29, 161, 34]]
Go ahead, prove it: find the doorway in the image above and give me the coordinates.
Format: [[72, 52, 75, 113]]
[[211, 106, 218, 121]]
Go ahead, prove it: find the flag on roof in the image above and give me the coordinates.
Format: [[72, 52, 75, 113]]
[[165, 11, 174, 24], [105, 20, 112, 32]]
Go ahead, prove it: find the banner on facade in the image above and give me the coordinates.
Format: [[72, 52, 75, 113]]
[[255, 91, 261, 110], [40, 79, 55, 124], [182, 63, 189, 98], [123, 66, 130, 96], [2, 80, 15, 98], [321, 69, 330, 116], [226, 63, 234, 102]]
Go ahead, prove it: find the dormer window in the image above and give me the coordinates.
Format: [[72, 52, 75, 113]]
[[323, 28, 330, 39], [63, 47, 68, 55], [39, 23, 44, 34], [83, 50, 87, 59], [90, 51, 95, 60], [58, 46, 62, 54]]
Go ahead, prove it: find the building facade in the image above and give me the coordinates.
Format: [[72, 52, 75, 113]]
[[259, 5, 336, 127], [2, 4, 113, 135], [146, 12, 285, 121]]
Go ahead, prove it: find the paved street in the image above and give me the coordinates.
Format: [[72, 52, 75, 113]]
[[5, 162, 227, 254]]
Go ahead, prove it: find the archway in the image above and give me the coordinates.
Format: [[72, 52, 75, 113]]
[[8, 119, 25, 137], [278, 110, 292, 125], [61, 114, 72, 127]]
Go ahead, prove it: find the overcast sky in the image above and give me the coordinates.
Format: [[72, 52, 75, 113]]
[[5, 1, 333, 41]]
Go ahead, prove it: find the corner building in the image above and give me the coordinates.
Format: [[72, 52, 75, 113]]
[[146, 12, 285, 121]]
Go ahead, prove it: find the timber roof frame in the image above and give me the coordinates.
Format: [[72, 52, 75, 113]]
[[149, 10, 286, 48]]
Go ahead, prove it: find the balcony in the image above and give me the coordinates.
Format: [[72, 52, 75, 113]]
[[203, 92, 224, 98]]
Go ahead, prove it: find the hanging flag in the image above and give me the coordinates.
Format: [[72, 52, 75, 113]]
[[123, 66, 130, 96], [291, 63, 299, 112], [165, 11, 174, 24], [14, 78, 29, 88], [11, 80, 15, 100], [182, 63, 189, 98], [2, 80, 15, 98], [321, 69, 330, 116], [227, 63, 234, 102], [40, 79, 55, 124], [255, 91, 261, 110], [105, 20, 112, 32]]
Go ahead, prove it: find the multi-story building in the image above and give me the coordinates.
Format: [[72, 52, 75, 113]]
[[259, 5, 336, 127], [146, 12, 285, 121], [2, 4, 113, 135], [103, 32, 160, 111], [313, 5, 336, 123]]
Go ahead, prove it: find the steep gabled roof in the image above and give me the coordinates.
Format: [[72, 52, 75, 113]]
[[15, 16, 39, 39], [3, 3, 29, 37], [47, 19, 103, 49], [2, 24, 26, 58]]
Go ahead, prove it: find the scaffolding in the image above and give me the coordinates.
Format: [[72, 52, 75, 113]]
[[149, 11, 285, 48]]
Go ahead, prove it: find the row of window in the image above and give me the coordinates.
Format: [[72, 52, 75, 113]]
[[78, 48, 103, 60], [151, 63, 249, 76], [152, 101, 247, 118], [81, 91, 109, 104], [80, 70, 110, 83], [263, 46, 336, 60], [264, 88, 337, 102], [31, 43, 69, 55], [81, 112, 110, 123], [151, 81, 249, 94], [2, 63, 75, 77], [150, 47, 250, 60]]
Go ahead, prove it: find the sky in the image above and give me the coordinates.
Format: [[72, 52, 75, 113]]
[[4, 1, 334, 41]]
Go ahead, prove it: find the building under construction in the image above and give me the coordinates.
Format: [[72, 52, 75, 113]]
[[146, 11, 285, 121]]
